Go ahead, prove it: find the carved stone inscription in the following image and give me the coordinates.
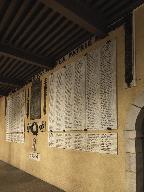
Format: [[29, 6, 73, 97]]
[[48, 40, 117, 154], [48, 58, 86, 131], [86, 49, 101, 130], [55, 69, 65, 131], [48, 40, 116, 132], [99, 41, 117, 130], [64, 64, 74, 130], [48, 132, 117, 154], [5, 90, 25, 143], [73, 60, 85, 130], [86, 40, 117, 130], [48, 73, 56, 131], [48, 69, 65, 131]]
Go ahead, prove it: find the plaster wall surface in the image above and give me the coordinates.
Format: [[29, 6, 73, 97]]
[[0, 5, 144, 192]]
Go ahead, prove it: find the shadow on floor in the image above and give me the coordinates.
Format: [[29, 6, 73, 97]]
[[0, 161, 65, 192]]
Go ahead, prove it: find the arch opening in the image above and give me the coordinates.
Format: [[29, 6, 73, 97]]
[[135, 107, 144, 192]]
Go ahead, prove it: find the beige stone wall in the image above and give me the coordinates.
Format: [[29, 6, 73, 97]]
[[0, 4, 144, 192]]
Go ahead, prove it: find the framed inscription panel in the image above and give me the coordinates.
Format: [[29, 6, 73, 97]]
[[5, 89, 25, 143], [30, 79, 42, 120], [48, 39, 117, 154], [48, 132, 117, 154]]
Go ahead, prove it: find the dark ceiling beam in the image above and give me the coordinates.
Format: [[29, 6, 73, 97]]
[[0, 92, 9, 96], [107, 0, 144, 27], [55, 33, 91, 61], [0, 77, 23, 88], [51, 30, 89, 57], [0, 43, 52, 69], [41, 0, 107, 35]]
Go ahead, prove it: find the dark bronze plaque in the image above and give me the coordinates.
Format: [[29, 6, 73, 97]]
[[30, 79, 41, 120]]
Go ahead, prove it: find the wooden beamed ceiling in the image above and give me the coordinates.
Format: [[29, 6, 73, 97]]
[[41, 0, 107, 34], [0, 77, 22, 88], [0, 43, 53, 69], [0, 0, 143, 96]]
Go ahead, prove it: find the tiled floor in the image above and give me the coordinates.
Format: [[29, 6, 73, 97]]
[[0, 161, 65, 192]]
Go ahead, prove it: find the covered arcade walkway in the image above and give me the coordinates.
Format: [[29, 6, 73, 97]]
[[0, 161, 64, 192]]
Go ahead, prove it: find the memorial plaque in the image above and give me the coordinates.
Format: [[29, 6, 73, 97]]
[[48, 58, 86, 132], [47, 39, 117, 153], [85, 133, 117, 154], [48, 69, 65, 132], [86, 40, 117, 130], [65, 132, 75, 149], [73, 132, 86, 151], [48, 132, 117, 154], [99, 40, 117, 130], [55, 133, 65, 148], [73, 59, 86, 130], [48, 132, 56, 147], [48, 73, 56, 131], [64, 64, 74, 130], [30, 79, 41, 120], [86, 49, 101, 130], [86, 133, 100, 152], [5, 90, 25, 143], [98, 133, 117, 154], [55, 69, 65, 131], [48, 132, 65, 148]]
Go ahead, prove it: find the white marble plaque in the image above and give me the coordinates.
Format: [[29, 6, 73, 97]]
[[64, 133, 74, 149], [5, 90, 25, 143], [64, 64, 75, 130], [55, 133, 65, 148], [85, 133, 100, 152], [86, 49, 101, 130], [48, 69, 65, 132], [98, 133, 117, 154], [47, 39, 117, 153], [48, 73, 56, 131], [55, 69, 65, 131], [86, 40, 117, 130], [48, 132, 117, 154], [99, 40, 117, 130], [73, 59, 86, 130], [73, 132, 86, 151], [48, 57, 86, 132], [48, 132, 86, 151], [48, 132, 65, 148], [48, 132, 56, 147], [85, 133, 117, 154]]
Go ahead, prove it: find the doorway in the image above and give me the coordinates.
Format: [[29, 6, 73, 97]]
[[135, 107, 144, 192]]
